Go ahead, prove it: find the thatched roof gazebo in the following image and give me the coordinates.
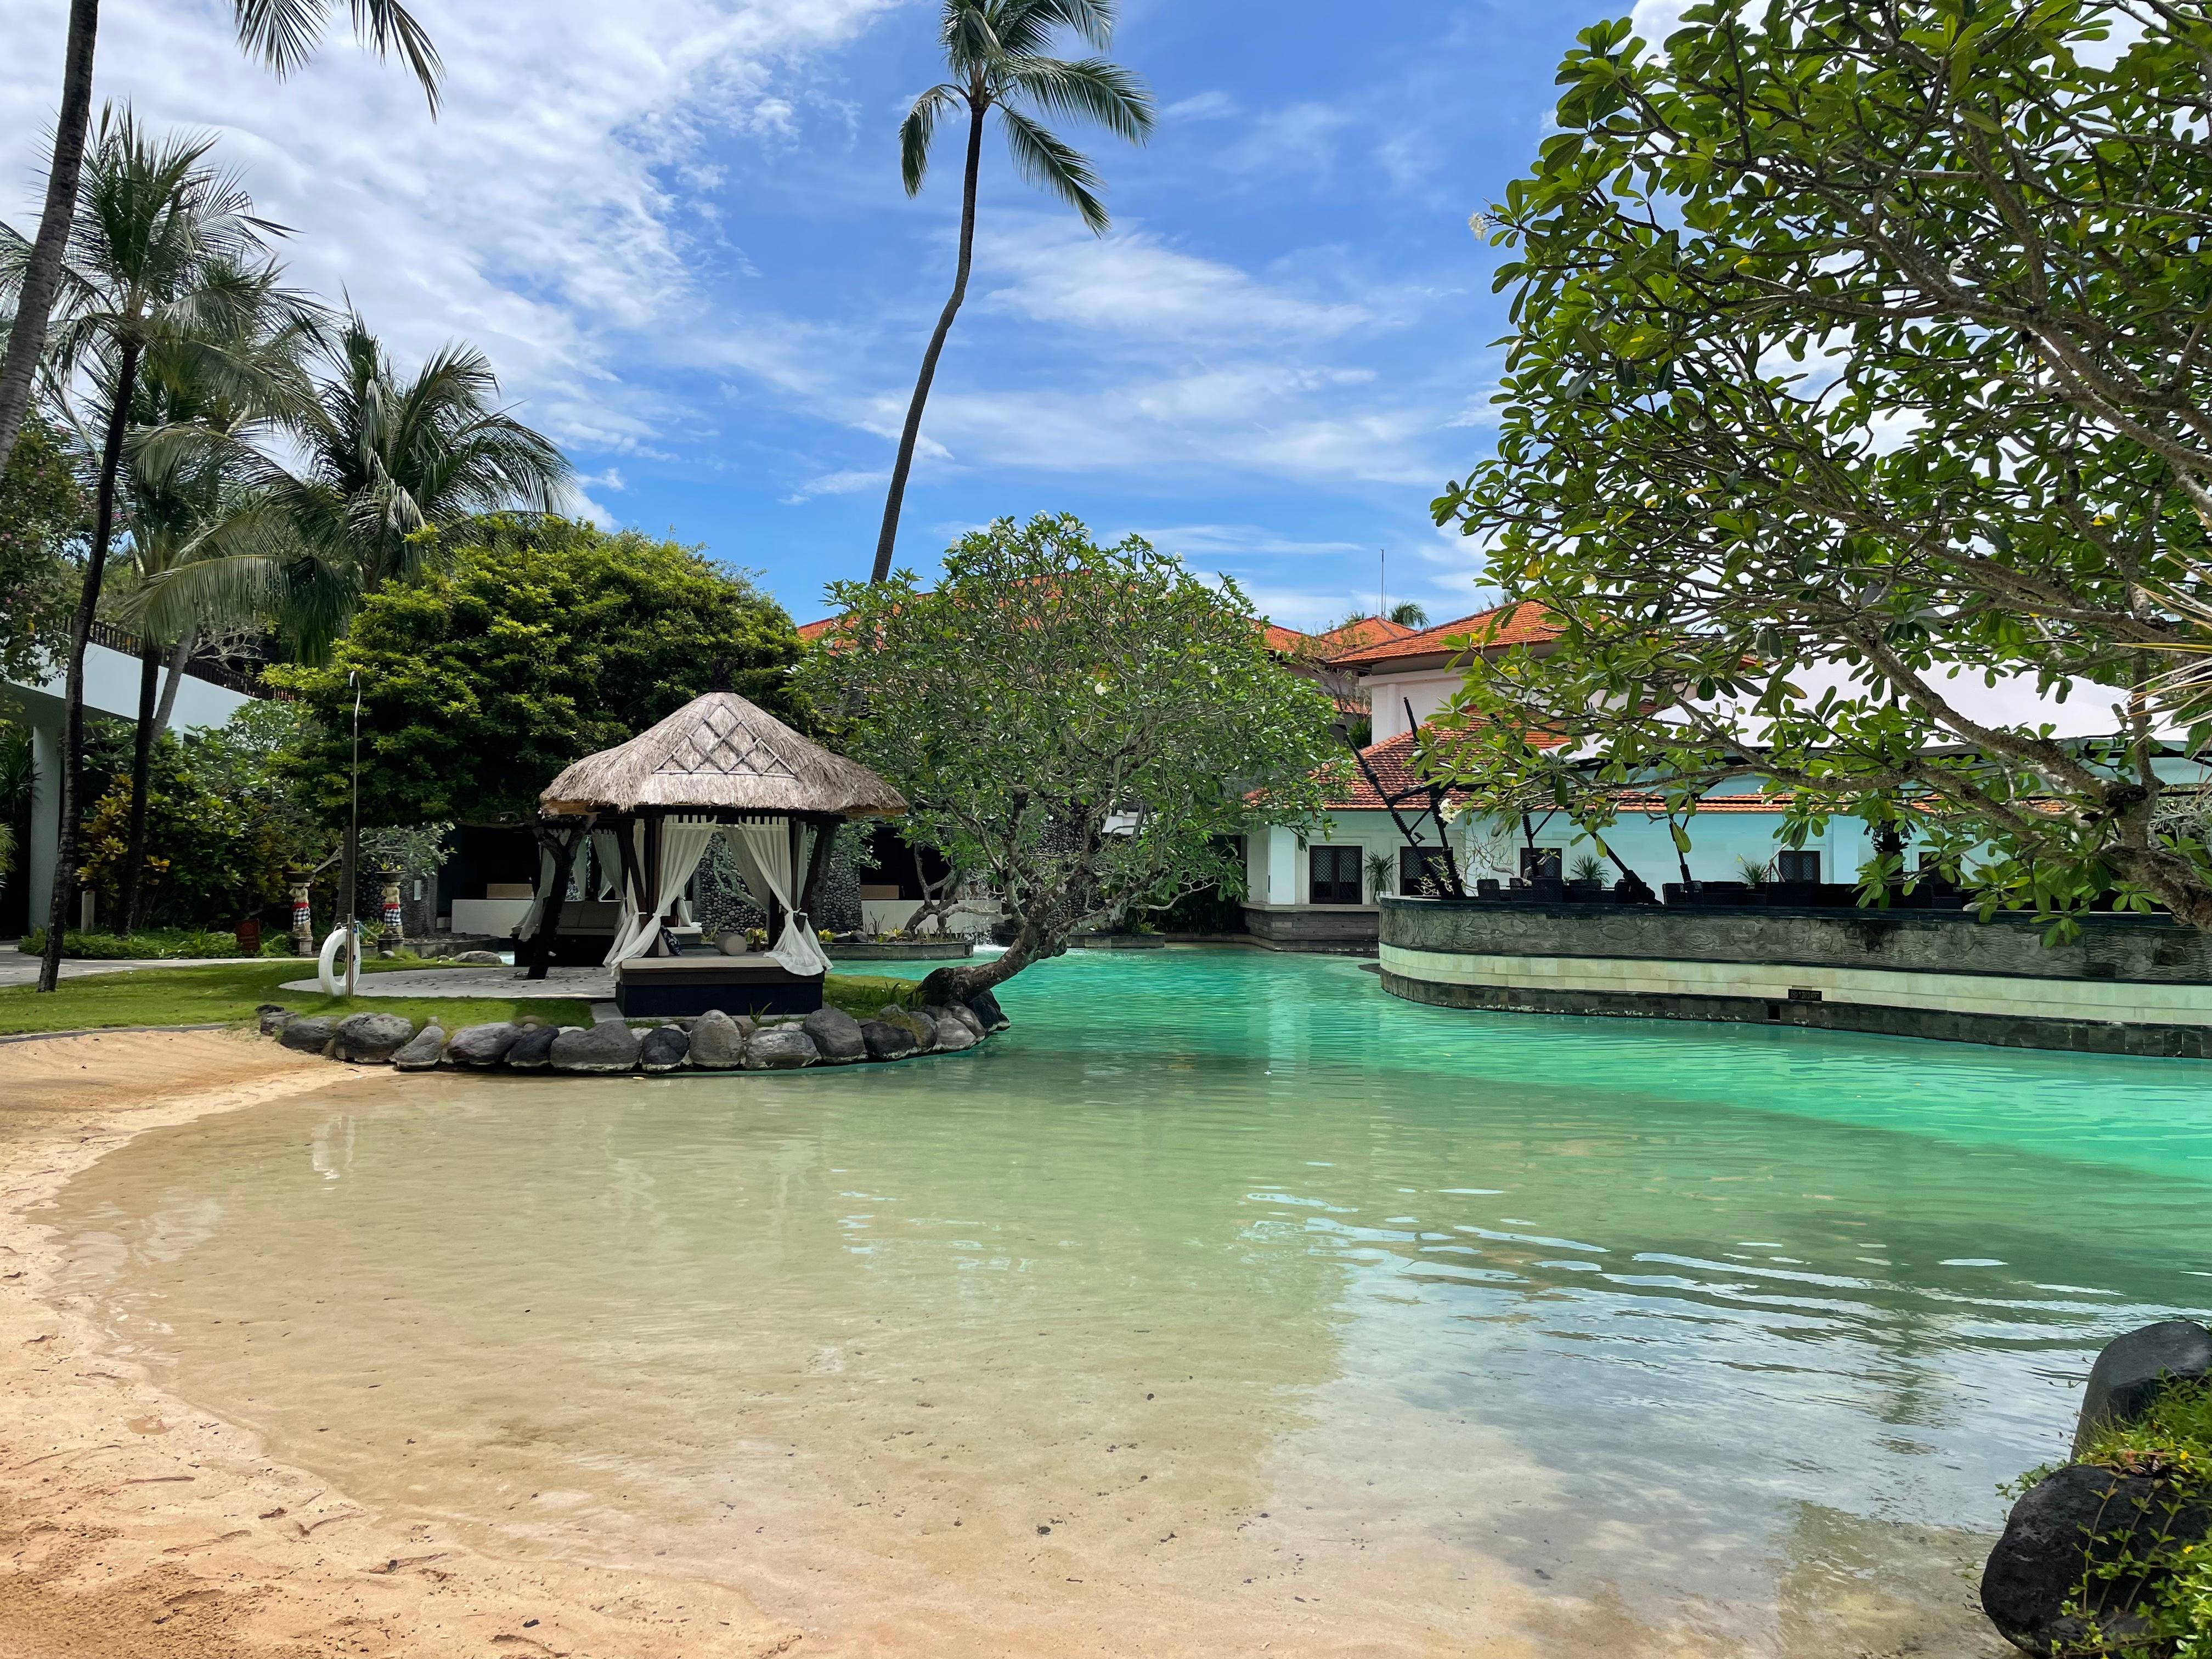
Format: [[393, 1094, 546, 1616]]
[[520, 691, 904, 1016]]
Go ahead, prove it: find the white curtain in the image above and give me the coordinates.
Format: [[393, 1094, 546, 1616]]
[[720, 821, 831, 977], [591, 829, 622, 900], [605, 819, 719, 965], [515, 839, 561, 940]]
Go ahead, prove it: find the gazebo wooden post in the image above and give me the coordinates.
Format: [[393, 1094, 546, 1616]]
[[800, 813, 837, 919]]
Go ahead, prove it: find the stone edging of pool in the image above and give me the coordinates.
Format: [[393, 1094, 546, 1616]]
[[1377, 896, 2212, 1059], [255, 994, 1007, 1074]]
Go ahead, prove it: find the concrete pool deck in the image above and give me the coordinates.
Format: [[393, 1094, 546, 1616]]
[[277, 964, 614, 999]]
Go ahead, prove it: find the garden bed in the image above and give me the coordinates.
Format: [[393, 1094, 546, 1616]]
[[829, 939, 975, 961]]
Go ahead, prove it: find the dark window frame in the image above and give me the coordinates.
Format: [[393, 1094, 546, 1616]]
[[1309, 845, 1362, 905], [1775, 849, 1821, 884]]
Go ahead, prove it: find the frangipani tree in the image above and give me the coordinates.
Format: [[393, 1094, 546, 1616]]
[[871, 0, 1153, 583], [1429, 0, 2212, 933], [808, 512, 1343, 1002]]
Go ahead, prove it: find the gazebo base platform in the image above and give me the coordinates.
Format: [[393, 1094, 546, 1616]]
[[615, 956, 825, 1018]]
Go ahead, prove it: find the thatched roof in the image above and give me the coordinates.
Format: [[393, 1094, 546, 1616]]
[[539, 692, 905, 819]]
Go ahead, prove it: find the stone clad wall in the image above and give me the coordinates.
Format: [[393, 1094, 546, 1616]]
[[1376, 898, 2212, 1058]]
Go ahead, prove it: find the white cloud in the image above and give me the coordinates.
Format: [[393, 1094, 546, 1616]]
[[1629, 0, 1696, 47], [782, 466, 887, 504], [1163, 90, 1240, 121], [1, 0, 900, 454], [975, 218, 1375, 343], [1222, 102, 1353, 177]]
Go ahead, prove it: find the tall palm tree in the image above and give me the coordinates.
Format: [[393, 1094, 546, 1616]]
[[1, 109, 308, 990], [108, 292, 318, 934], [871, 0, 1152, 583], [0, 0, 439, 481]]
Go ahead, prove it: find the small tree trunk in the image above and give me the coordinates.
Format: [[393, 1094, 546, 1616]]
[[0, 0, 100, 476], [915, 913, 1054, 1005], [150, 629, 194, 741], [117, 631, 162, 935], [871, 97, 985, 584], [38, 340, 138, 992]]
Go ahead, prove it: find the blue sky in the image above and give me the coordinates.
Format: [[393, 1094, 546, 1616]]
[[3, 0, 1684, 631]]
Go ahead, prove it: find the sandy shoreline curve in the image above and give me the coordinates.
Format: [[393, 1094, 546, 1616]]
[[0, 1029, 802, 1659]]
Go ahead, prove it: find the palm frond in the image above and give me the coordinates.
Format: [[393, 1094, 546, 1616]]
[[901, 84, 966, 195], [233, 0, 444, 111], [997, 0, 1116, 53], [997, 54, 1153, 142], [996, 105, 1107, 233]]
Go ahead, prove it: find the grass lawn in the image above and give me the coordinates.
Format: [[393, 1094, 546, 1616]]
[[0, 959, 923, 1038]]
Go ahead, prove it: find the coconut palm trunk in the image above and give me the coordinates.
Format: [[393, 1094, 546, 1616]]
[[40, 340, 138, 991], [117, 628, 163, 934], [872, 105, 984, 586], [0, 0, 99, 478]]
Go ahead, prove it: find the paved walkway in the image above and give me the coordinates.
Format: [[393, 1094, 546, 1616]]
[[0, 944, 244, 991], [275, 965, 617, 1000]]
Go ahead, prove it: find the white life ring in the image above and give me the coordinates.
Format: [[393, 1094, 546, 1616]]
[[317, 926, 355, 995]]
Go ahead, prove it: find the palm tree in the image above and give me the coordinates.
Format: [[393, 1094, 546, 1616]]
[[0, 0, 439, 481], [108, 292, 319, 934], [146, 314, 572, 662], [143, 314, 569, 956], [2, 110, 309, 991], [1387, 601, 1429, 628], [871, 0, 1152, 583]]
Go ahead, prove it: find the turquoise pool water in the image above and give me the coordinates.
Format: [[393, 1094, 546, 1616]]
[[47, 947, 2212, 1656]]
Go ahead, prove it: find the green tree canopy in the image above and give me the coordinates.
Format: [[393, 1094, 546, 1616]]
[[1430, 0, 2212, 931], [270, 516, 805, 827], [805, 512, 1342, 1000], [0, 413, 86, 681]]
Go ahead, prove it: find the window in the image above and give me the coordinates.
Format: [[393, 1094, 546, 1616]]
[[1310, 846, 1362, 905], [1401, 846, 1453, 896], [1775, 850, 1821, 883]]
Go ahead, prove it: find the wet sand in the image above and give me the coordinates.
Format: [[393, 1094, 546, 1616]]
[[0, 1031, 800, 1659]]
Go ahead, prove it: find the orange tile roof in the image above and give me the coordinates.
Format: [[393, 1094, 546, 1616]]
[[1316, 726, 1567, 812], [797, 617, 838, 643], [1261, 614, 1414, 656], [1325, 602, 1560, 669]]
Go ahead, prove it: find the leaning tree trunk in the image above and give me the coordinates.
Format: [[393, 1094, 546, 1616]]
[[116, 630, 163, 935], [0, 0, 100, 476], [37, 340, 138, 992], [870, 95, 985, 584], [914, 913, 1057, 1006]]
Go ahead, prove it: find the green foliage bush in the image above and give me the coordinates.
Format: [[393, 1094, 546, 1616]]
[[19, 926, 250, 960], [269, 516, 806, 826], [0, 414, 88, 684]]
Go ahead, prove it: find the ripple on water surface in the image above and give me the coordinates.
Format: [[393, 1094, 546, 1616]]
[[47, 948, 2212, 1656]]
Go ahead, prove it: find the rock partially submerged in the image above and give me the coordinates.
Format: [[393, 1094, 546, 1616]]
[[276, 1015, 336, 1055], [743, 1027, 818, 1070], [687, 1009, 751, 1068], [506, 1025, 561, 1069], [964, 988, 1009, 1032], [877, 1006, 936, 1053], [802, 1007, 867, 1064], [332, 1011, 414, 1063], [550, 1024, 641, 1074], [1982, 1463, 2212, 1655], [446, 1022, 520, 1068], [393, 1024, 446, 1070], [640, 1025, 691, 1072], [859, 1019, 916, 1061]]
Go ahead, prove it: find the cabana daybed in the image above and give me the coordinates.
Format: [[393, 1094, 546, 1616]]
[[518, 691, 906, 1017]]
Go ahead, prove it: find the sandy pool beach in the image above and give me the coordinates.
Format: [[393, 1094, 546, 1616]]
[[0, 1030, 802, 1659]]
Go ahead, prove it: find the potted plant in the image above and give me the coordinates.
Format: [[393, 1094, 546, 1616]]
[[1567, 852, 1609, 899]]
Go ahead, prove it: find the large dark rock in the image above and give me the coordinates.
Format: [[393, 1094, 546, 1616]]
[[446, 1022, 520, 1068], [256, 1004, 292, 1036], [277, 1016, 336, 1054], [505, 1025, 561, 1069], [742, 1027, 819, 1070], [1982, 1462, 2212, 1655], [393, 1024, 446, 1070], [639, 1025, 691, 1072], [331, 1011, 415, 1063], [2074, 1321, 2212, 1458], [878, 1006, 936, 1053], [801, 1006, 867, 1064], [964, 988, 1008, 1033], [687, 1009, 750, 1068], [924, 1006, 978, 1052], [941, 1001, 986, 1041], [859, 1019, 916, 1061], [550, 1023, 641, 1073]]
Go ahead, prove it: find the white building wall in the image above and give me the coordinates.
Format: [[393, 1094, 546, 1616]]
[[1365, 669, 1464, 743]]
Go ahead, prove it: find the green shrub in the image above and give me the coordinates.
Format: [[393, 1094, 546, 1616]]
[[19, 927, 250, 960]]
